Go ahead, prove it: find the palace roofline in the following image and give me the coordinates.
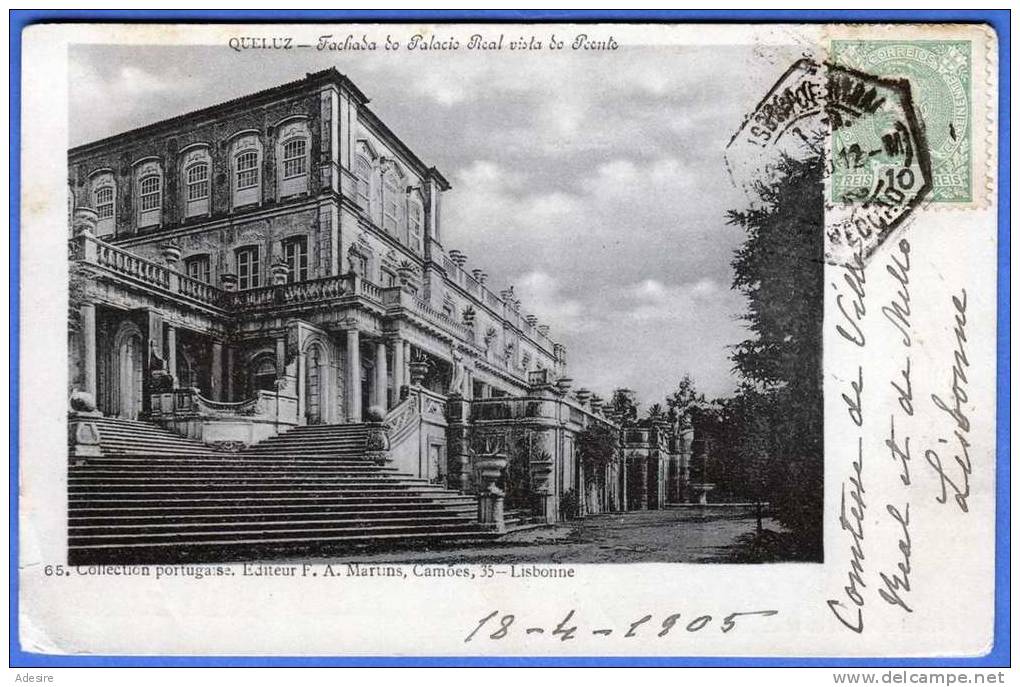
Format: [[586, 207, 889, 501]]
[[68, 67, 451, 190]]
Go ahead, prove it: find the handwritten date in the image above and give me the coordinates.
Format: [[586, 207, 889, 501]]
[[466, 609, 778, 642]]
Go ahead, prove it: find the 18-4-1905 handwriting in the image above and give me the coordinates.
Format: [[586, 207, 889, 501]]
[[465, 609, 779, 642]]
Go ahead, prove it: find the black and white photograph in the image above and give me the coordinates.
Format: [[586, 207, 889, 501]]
[[65, 39, 824, 566], [16, 18, 1001, 661]]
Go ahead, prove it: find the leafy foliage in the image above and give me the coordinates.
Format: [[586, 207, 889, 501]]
[[725, 153, 825, 559], [607, 388, 639, 424], [576, 424, 618, 469]]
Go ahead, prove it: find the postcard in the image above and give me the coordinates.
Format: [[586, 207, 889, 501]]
[[16, 19, 1001, 658]]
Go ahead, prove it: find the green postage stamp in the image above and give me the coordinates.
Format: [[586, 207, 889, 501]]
[[831, 40, 973, 203]]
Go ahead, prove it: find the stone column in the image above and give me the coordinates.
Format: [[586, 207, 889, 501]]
[[374, 340, 388, 410], [402, 341, 412, 387], [80, 303, 97, 399], [225, 345, 236, 401], [346, 329, 361, 422], [210, 340, 224, 401], [275, 336, 286, 376], [637, 457, 649, 510], [392, 336, 405, 397], [621, 457, 629, 511], [166, 324, 177, 388]]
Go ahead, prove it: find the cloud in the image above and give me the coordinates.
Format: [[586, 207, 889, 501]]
[[513, 271, 594, 334], [68, 41, 788, 403]]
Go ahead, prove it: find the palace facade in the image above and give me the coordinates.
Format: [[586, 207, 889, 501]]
[[67, 68, 695, 531]]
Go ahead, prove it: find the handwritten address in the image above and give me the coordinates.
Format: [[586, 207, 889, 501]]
[[828, 237, 974, 633]]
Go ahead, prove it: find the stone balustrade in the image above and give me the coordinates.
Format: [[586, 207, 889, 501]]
[[149, 387, 298, 445], [93, 238, 171, 290], [73, 231, 559, 355]]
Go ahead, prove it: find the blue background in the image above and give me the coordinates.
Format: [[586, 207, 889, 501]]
[[8, 8, 1010, 668]]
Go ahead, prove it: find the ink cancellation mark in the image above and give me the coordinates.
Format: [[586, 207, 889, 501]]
[[725, 58, 932, 266], [832, 40, 972, 203]]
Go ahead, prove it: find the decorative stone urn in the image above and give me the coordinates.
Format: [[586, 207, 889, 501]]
[[449, 250, 467, 268], [72, 208, 98, 237], [575, 388, 592, 406], [364, 406, 391, 465], [474, 455, 509, 532], [408, 357, 430, 386], [537, 324, 550, 337], [160, 241, 182, 267], [554, 377, 573, 395], [269, 258, 289, 286], [220, 273, 238, 292]]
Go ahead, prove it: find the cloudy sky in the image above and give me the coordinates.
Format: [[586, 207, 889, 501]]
[[70, 34, 797, 405]]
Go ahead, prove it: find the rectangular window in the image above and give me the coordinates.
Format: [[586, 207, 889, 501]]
[[408, 203, 423, 251], [356, 157, 371, 210], [139, 176, 161, 212], [186, 164, 209, 201], [236, 245, 261, 290], [282, 139, 307, 179], [283, 236, 308, 283], [184, 255, 211, 284], [380, 270, 395, 288], [236, 152, 259, 191], [95, 187, 114, 220], [383, 176, 399, 233]]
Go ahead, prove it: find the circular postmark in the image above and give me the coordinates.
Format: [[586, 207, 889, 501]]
[[725, 58, 933, 266]]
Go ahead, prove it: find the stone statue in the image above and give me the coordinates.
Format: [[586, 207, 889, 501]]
[[450, 350, 468, 397], [148, 341, 174, 392]]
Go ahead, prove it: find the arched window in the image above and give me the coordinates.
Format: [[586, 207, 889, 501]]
[[230, 133, 263, 209], [251, 355, 277, 392], [180, 145, 212, 218], [355, 155, 372, 211], [236, 152, 258, 189], [140, 176, 161, 210], [282, 139, 307, 179], [134, 160, 163, 228], [185, 163, 209, 214], [276, 119, 311, 199], [89, 171, 117, 237]]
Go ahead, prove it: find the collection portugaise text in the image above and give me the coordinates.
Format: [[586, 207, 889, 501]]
[[47, 563, 576, 581]]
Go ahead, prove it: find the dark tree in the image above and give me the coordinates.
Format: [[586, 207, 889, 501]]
[[608, 388, 639, 424], [665, 373, 705, 425], [727, 153, 825, 560]]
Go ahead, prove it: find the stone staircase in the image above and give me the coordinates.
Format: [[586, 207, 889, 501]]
[[83, 416, 227, 456], [68, 419, 493, 564]]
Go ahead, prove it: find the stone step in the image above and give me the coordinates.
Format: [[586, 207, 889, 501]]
[[69, 418, 491, 564], [70, 467, 403, 478], [70, 489, 476, 502], [70, 514, 474, 535], [68, 475, 450, 487], [69, 506, 479, 522], [69, 521, 485, 546], [74, 457, 397, 468], [68, 529, 498, 565]]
